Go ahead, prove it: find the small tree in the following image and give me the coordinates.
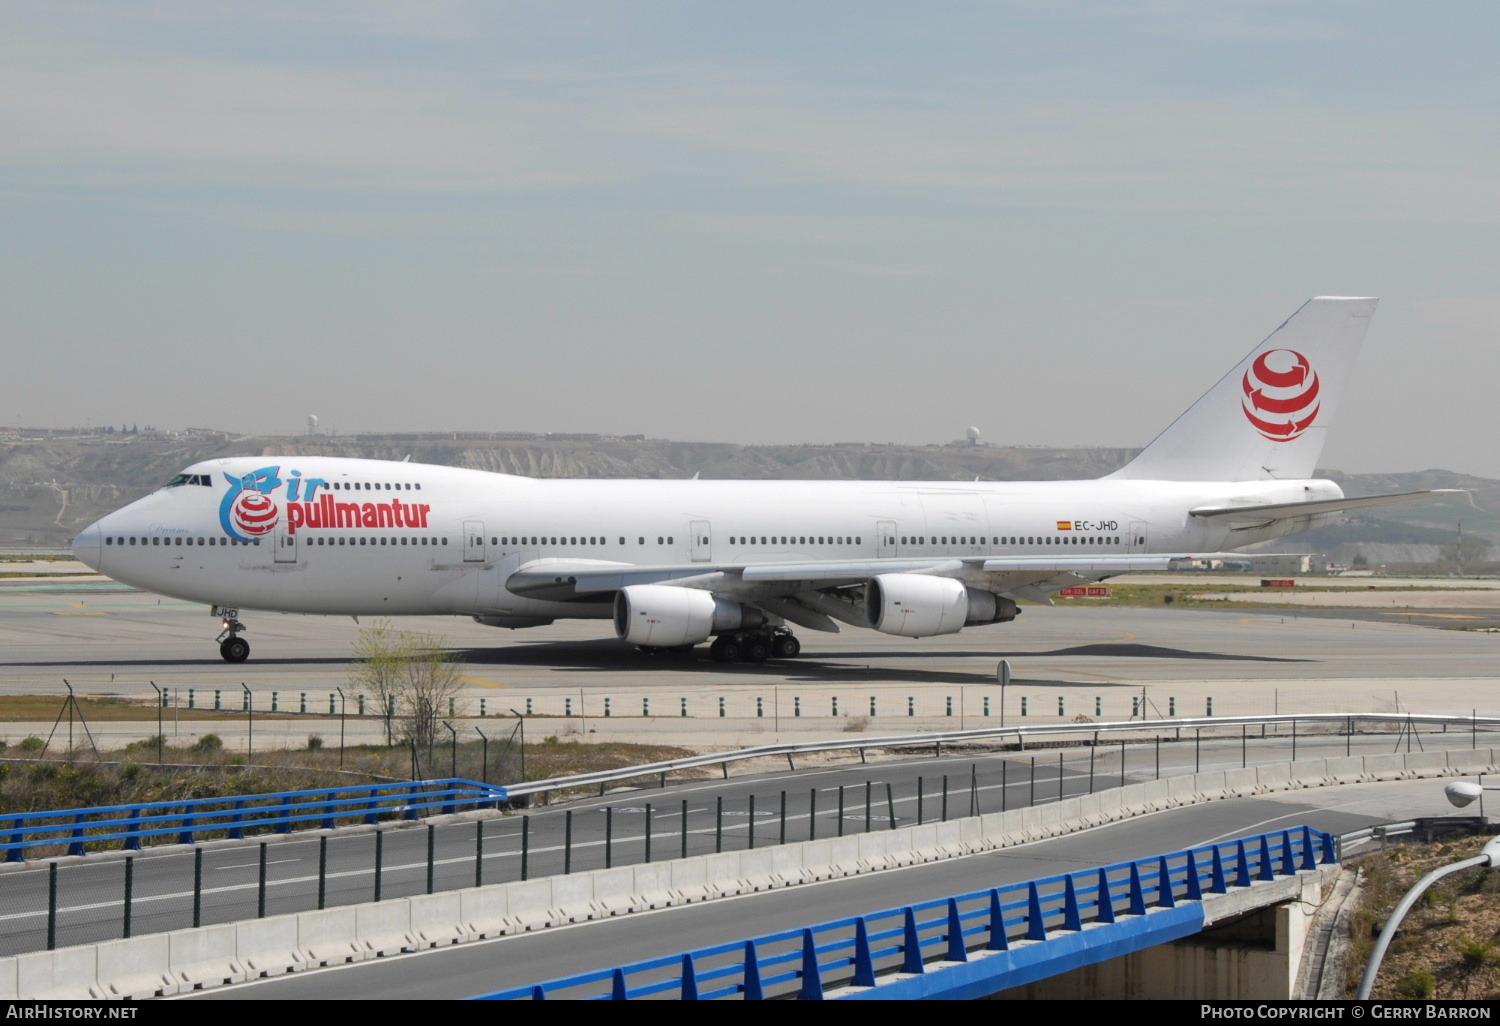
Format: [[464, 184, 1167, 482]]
[[349, 621, 465, 751], [349, 619, 407, 745]]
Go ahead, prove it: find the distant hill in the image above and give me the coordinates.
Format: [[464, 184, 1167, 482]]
[[3, 430, 1493, 559]]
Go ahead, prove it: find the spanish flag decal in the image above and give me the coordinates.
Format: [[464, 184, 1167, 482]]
[[1056, 521, 1072, 530]]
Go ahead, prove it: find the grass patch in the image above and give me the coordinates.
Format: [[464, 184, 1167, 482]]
[[1348, 836, 1500, 999], [0, 695, 318, 723]]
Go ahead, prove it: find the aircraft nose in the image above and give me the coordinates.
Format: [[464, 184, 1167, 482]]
[[72, 522, 103, 571]]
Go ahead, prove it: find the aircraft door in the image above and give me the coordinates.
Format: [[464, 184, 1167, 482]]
[[463, 520, 487, 563], [877, 520, 897, 558], [273, 523, 298, 564], [1127, 521, 1149, 553], [690, 520, 711, 562]]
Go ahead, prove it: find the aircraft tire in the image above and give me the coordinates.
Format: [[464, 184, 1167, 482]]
[[771, 634, 801, 659], [717, 637, 743, 662], [742, 637, 770, 663], [220, 637, 250, 663]]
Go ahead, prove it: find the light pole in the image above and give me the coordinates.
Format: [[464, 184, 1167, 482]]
[[1358, 835, 1500, 998], [1357, 780, 1500, 999]]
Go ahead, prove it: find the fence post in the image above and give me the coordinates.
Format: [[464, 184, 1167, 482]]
[[319, 836, 328, 909], [122, 856, 134, 939], [941, 776, 949, 822], [193, 847, 203, 928], [605, 807, 614, 869], [715, 797, 723, 853], [681, 800, 689, 860], [373, 831, 383, 902], [837, 787, 846, 836], [808, 788, 818, 841], [886, 783, 897, 829], [564, 811, 573, 874], [47, 863, 57, 950], [644, 804, 653, 864], [475, 821, 484, 888], [748, 795, 756, 850], [521, 816, 530, 881], [779, 792, 787, 846], [258, 842, 268, 918], [68, 813, 89, 856]]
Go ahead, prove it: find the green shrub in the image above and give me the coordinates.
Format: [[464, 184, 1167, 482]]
[[17, 737, 44, 752], [1395, 972, 1435, 999], [306, 735, 324, 751], [191, 734, 224, 753]]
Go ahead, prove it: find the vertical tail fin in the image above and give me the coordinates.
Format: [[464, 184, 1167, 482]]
[[1108, 297, 1377, 482]]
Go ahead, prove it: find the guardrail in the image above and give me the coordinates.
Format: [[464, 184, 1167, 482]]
[[0, 778, 507, 862], [507, 712, 1500, 802], [472, 826, 1337, 1000]]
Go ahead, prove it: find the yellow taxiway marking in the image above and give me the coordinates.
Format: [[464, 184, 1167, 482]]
[[459, 676, 507, 688], [53, 610, 107, 616]]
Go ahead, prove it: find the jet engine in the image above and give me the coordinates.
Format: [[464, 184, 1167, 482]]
[[613, 585, 764, 647], [864, 574, 1019, 638]]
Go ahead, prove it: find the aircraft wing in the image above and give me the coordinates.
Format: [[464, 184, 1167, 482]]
[[505, 552, 1208, 612], [1189, 489, 1462, 528]]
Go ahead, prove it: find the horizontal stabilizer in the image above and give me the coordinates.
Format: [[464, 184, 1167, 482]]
[[1189, 489, 1462, 524]]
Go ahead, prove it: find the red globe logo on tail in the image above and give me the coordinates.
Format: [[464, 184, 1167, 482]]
[[230, 490, 280, 536], [1242, 349, 1319, 442]]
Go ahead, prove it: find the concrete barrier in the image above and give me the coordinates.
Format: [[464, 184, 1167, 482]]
[[95, 934, 173, 999], [168, 924, 247, 991], [13, 946, 97, 1000], [355, 901, 411, 958], [296, 907, 364, 966], [408, 892, 468, 948], [234, 916, 305, 977], [12, 746, 1500, 999]]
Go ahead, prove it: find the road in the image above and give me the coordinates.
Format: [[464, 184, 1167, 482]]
[[182, 777, 1460, 1000], [5, 724, 1492, 958]]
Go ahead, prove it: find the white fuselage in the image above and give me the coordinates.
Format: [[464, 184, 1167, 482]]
[[73, 456, 1340, 620]]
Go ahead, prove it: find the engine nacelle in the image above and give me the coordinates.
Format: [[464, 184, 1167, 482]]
[[865, 574, 1018, 638], [613, 585, 763, 647]]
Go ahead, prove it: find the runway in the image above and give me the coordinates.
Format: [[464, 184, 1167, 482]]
[[2, 572, 1497, 747]]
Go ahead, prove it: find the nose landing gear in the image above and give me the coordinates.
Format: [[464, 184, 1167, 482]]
[[214, 606, 250, 663]]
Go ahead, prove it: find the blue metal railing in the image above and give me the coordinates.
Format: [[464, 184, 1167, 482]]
[[472, 826, 1336, 1001], [0, 778, 507, 861]]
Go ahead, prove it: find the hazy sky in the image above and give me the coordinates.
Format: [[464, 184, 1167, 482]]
[[4, 2, 1496, 476]]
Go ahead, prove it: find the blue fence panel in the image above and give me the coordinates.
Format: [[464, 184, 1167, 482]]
[[472, 827, 1336, 1001], [0, 778, 507, 861]]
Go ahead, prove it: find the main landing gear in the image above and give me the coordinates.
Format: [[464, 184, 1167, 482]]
[[709, 627, 801, 664], [214, 606, 250, 663]]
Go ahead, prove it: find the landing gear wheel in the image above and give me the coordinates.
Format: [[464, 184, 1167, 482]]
[[220, 637, 250, 663], [716, 636, 743, 662], [742, 637, 770, 663], [771, 634, 800, 659]]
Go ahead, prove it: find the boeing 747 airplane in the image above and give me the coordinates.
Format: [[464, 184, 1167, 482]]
[[73, 298, 1455, 663]]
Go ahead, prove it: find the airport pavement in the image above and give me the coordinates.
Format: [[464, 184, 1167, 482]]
[[1, 572, 1498, 748]]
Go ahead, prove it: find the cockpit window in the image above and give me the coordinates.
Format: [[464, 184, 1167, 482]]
[[163, 473, 212, 488]]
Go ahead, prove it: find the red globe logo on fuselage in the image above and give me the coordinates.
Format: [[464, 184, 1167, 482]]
[[1242, 349, 1319, 442], [231, 491, 280, 536]]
